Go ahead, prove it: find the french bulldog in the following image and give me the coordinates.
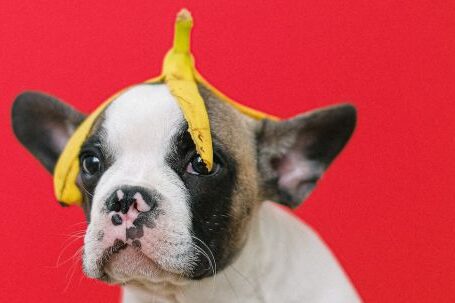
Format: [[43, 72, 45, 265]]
[[12, 83, 361, 302]]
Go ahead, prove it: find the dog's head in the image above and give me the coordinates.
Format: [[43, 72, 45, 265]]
[[11, 83, 355, 285]]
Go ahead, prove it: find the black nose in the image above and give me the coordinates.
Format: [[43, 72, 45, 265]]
[[106, 186, 158, 214]]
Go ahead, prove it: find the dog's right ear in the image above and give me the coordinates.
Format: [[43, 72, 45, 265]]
[[11, 92, 86, 173], [256, 104, 356, 208]]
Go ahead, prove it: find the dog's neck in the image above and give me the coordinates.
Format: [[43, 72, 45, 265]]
[[122, 202, 360, 303]]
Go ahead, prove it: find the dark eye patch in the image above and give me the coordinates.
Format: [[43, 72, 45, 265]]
[[166, 123, 238, 279], [78, 129, 113, 221]]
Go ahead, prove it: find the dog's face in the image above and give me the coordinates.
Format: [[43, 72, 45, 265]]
[[12, 83, 356, 285]]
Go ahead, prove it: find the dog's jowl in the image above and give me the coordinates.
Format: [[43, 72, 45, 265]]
[[12, 83, 361, 302]]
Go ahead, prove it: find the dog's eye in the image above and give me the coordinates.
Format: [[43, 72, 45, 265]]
[[81, 154, 101, 175], [186, 155, 219, 175]]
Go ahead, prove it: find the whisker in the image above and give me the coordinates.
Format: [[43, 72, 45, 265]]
[[62, 246, 84, 293], [54, 236, 85, 268], [55, 244, 84, 269], [190, 243, 214, 276], [190, 235, 218, 297], [68, 221, 88, 228], [191, 235, 217, 276], [61, 231, 86, 242], [189, 243, 216, 296], [80, 183, 94, 198], [54, 228, 87, 239]]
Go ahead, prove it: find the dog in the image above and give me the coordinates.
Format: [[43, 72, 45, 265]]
[[12, 83, 361, 302]]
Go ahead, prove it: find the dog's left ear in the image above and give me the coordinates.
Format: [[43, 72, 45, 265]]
[[256, 104, 356, 208], [11, 91, 86, 173]]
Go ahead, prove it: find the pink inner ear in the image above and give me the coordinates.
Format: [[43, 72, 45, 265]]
[[49, 128, 69, 154], [45, 121, 75, 154], [277, 150, 324, 197]]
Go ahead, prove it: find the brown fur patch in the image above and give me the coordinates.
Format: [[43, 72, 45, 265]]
[[198, 85, 261, 261]]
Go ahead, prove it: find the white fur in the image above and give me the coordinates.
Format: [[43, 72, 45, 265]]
[[123, 202, 361, 303]]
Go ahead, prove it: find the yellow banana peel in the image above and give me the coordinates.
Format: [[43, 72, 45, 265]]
[[53, 9, 278, 206]]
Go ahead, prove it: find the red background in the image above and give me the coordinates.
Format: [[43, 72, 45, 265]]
[[1, 1, 454, 302]]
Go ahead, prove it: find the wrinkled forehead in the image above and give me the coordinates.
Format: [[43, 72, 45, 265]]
[[100, 84, 185, 155]]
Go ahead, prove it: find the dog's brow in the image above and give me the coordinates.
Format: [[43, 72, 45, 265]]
[[81, 135, 103, 151], [173, 123, 225, 157]]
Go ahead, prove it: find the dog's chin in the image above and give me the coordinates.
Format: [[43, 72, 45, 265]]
[[90, 246, 190, 286], [107, 248, 186, 284]]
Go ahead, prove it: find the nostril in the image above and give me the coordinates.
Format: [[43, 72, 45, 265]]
[[134, 192, 152, 212], [106, 193, 122, 213], [133, 201, 140, 212], [114, 201, 121, 212], [111, 214, 123, 226], [106, 186, 159, 214]]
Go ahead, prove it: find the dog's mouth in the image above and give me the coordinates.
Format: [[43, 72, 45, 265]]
[[85, 237, 201, 285], [96, 239, 128, 282], [87, 240, 216, 285]]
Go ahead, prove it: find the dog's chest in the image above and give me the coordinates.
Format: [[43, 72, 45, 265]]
[[122, 202, 361, 303]]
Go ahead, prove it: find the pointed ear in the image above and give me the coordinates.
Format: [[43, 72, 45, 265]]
[[256, 104, 356, 208], [11, 91, 86, 173]]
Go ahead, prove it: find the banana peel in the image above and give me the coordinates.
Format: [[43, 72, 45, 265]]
[[53, 9, 278, 206]]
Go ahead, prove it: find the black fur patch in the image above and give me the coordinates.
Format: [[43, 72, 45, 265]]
[[166, 124, 238, 279], [126, 225, 144, 240], [11, 92, 85, 173], [125, 208, 164, 241], [79, 128, 113, 221], [132, 240, 141, 249], [97, 230, 105, 241]]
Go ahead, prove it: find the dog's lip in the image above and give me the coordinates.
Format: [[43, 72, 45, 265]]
[[100, 240, 165, 273], [93, 239, 128, 279], [191, 266, 212, 280], [100, 244, 190, 285]]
